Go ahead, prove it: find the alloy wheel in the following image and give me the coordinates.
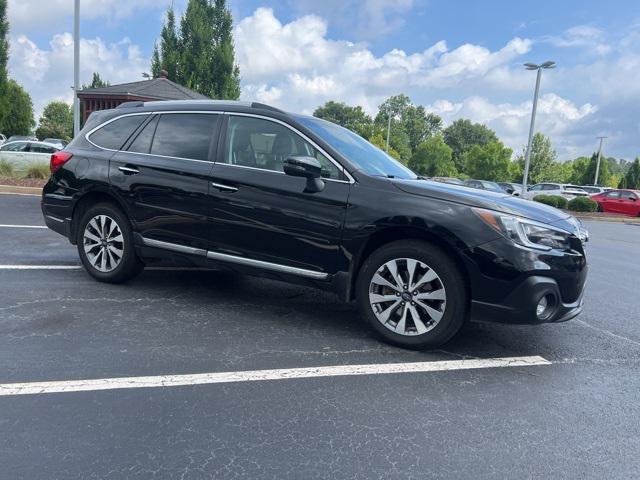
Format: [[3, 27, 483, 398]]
[[82, 214, 125, 273], [368, 257, 447, 336]]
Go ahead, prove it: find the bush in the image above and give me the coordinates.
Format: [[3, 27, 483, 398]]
[[533, 195, 568, 209], [567, 196, 598, 212], [22, 163, 50, 179], [0, 159, 14, 177]]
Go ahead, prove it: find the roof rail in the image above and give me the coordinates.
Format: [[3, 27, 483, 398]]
[[116, 101, 144, 109], [250, 102, 283, 113]]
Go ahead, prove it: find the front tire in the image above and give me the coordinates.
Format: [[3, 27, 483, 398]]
[[76, 202, 143, 283], [356, 240, 467, 349]]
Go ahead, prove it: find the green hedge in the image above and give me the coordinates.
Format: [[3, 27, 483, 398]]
[[533, 195, 568, 209], [567, 196, 598, 212]]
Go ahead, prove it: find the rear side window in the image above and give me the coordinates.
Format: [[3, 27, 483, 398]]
[[128, 116, 158, 154], [29, 143, 57, 154], [1, 142, 28, 152], [89, 115, 147, 150], [605, 191, 621, 199], [150, 114, 218, 161]]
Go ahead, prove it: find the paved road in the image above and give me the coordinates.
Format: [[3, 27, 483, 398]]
[[1, 193, 639, 479]]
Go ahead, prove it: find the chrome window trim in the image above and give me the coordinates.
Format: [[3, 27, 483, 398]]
[[141, 236, 329, 280], [223, 112, 355, 184]]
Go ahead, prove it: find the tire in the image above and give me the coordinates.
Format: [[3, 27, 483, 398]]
[[597, 203, 603, 213], [76, 202, 143, 283], [356, 240, 467, 349]]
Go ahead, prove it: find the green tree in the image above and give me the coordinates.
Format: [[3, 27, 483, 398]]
[[619, 158, 640, 189], [408, 136, 456, 177], [577, 152, 611, 186], [368, 133, 401, 160], [313, 101, 373, 137], [516, 133, 557, 184], [0, 0, 9, 131], [151, 6, 180, 81], [161, 0, 240, 99], [443, 119, 499, 172], [35, 101, 73, 141], [375, 94, 442, 152], [81, 72, 109, 90], [463, 141, 513, 181], [2, 80, 34, 136]]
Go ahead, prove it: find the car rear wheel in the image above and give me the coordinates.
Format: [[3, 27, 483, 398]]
[[76, 203, 143, 283], [356, 240, 467, 349]]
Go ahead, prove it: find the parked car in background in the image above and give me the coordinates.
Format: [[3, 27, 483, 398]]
[[579, 185, 606, 195], [522, 183, 589, 200], [431, 176, 464, 185], [41, 100, 588, 349], [464, 179, 505, 193], [8, 135, 38, 142], [0, 140, 61, 168], [497, 182, 523, 196], [0, 134, 6, 145], [591, 189, 640, 216], [43, 138, 69, 149]]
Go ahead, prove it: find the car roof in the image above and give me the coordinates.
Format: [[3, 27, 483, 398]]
[[113, 99, 286, 116]]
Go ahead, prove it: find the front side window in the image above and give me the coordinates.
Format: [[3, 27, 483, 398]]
[[150, 113, 218, 161], [620, 191, 637, 201], [223, 116, 344, 180], [529, 184, 542, 191], [89, 115, 147, 150], [1, 142, 28, 152]]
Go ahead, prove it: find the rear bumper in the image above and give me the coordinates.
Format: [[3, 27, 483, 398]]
[[42, 207, 72, 240], [470, 274, 586, 325]]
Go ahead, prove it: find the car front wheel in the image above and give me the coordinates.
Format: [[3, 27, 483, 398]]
[[356, 240, 468, 349]]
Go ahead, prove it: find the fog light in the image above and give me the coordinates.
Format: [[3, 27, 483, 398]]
[[536, 294, 556, 320]]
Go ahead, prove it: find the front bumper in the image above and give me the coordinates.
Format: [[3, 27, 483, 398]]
[[470, 274, 586, 325]]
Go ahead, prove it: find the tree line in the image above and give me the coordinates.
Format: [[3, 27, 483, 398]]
[[312, 96, 640, 189]]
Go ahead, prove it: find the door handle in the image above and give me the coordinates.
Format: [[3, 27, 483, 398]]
[[118, 166, 140, 175], [211, 181, 238, 192]]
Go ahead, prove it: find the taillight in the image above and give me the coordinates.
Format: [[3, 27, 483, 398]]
[[50, 151, 73, 173]]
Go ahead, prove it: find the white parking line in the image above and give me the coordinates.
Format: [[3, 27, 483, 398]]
[[0, 356, 550, 397], [0, 224, 47, 228], [0, 265, 81, 269]]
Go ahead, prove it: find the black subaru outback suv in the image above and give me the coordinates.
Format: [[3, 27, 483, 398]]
[[42, 100, 588, 348]]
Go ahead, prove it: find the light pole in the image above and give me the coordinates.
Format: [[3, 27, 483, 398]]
[[521, 61, 556, 193], [73, 0, 80, 137], [385, 111, 392, 153], [594, 136, 607, 185]]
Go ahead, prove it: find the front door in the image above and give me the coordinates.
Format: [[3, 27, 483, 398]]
[[109, 112, 220, 251], [206, 114, 351, 275]]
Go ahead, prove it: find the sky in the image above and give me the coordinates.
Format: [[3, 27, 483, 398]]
[[6, 0, 640, 160]]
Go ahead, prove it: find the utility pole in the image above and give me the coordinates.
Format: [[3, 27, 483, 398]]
[[594, 136, 607, 185], [73, 0, 80, 137], [385, 112, 392, 153], [521, 61, 555, 193]]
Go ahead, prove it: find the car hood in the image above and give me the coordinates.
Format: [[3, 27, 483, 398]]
[[393, 179, 571, 225]]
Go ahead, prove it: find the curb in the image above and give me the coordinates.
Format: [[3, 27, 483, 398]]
[[0, 185, 43, 195], [569, 214, 640, 224]]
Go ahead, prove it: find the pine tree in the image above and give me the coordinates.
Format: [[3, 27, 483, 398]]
[[151, 6, 180, 81]]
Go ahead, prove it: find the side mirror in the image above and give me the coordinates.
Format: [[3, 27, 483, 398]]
[[283, 156, 325, 193]]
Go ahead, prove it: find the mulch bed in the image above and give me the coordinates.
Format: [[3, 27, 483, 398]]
[[0, 177, 47, 188]]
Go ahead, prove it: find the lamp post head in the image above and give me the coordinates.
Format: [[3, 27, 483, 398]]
[[524, 61, 556, 70]]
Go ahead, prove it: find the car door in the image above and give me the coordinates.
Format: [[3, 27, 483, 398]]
[[205, 113, 351, 275], [108, 112, 220, 250], [0, 141, 28, 166], [618, 191, 639, 216], [601, 191, 621, 213], [26, 143, 57, 166]]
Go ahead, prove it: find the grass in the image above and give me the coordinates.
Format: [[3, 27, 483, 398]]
[[0, 161, 50, 180], [22, 162, 51, 179], [0, 159, 14, 177]]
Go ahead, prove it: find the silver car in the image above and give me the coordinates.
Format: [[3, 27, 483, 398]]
[[0, 140, 61, 168], [523, 183, 589, 200]]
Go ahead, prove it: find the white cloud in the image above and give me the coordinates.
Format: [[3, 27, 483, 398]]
[[544, 25, 611, 56], [7, 0, 160, 32], [8, 33, 149, 120]]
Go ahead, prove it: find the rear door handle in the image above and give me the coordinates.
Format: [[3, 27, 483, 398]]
[[211, 181, 238, 192], [118, 166, 140, 175]]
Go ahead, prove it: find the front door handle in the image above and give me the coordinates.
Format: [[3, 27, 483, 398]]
[[211, 181, 238, 193], [118, 166, 140, 175]]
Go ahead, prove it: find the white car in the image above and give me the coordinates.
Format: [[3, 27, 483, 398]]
[[0, 140, 60, 168], [523, 183, 590, 200]]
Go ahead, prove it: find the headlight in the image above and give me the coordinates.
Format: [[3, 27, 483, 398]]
[[473, 208, 572, 251]]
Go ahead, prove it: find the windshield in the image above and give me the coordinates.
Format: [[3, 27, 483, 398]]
[[293, 115, 417, 180]]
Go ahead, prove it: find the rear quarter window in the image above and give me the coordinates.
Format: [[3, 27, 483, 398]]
[[88, 115, 148, 150]]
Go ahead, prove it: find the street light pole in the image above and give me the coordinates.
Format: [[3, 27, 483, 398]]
[[521, 61, 556, 194], [385, 112, 392, 153], [73, 0, 80, 137], [594, 136, 607, 185]]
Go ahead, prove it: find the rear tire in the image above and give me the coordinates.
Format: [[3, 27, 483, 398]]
[[356, 240, 467, 349], [76, 202, 143, 283]]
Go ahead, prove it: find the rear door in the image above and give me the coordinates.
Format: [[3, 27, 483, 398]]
[[601, 191, 621, 213], [26, 143, 57, 166], [109, 112, 220, 251]]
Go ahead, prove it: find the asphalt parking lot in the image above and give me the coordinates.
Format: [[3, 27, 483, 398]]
[[1, 192, 639, 479]]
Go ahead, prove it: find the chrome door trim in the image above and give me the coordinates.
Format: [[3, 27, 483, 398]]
[[118, 166, 140, 174], [210, 181, 238, 192], [141, 236, 329, 280], [142, 237, 207, 257]]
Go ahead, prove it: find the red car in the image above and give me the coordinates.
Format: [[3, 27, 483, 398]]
[[591, 189, 640, 216]]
